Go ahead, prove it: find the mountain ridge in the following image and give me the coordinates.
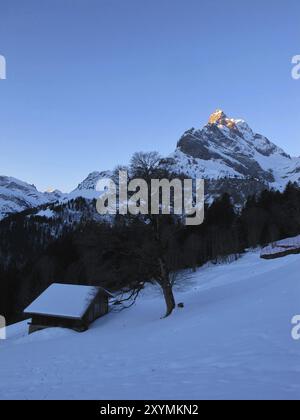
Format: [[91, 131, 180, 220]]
[[1, 110, 299, 219], [0, 176, 64, 220], [69, 110, 300, 202]]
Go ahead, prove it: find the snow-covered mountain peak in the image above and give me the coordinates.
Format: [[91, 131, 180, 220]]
[[67, 170, 113, 200], [75, 170, 112, 191], [76, 171, 103, 191], [169, 111, 300, 190]]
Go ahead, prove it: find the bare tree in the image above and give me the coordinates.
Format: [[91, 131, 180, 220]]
[[130, 151, 162, 180], [129, 151, 177, 318]]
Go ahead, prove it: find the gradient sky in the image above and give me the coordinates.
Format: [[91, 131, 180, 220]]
[[0, 0, 300, 192]]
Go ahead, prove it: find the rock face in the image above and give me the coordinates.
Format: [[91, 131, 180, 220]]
[[0, 176, 64, 220]]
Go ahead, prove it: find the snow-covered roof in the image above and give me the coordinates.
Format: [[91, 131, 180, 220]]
[[24, 284, 110, 320], [261, 235, 300, 259]]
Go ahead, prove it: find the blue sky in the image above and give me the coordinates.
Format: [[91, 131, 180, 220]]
[[0, 0, 300, 192]]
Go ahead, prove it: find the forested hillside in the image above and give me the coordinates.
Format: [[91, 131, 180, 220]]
[[1, 181, 300, 324]]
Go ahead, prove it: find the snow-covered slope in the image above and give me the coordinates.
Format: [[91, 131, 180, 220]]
[[0, 176, 64, 220], [68, 170, 112, 200], [166, 110, 300, 190], [1, 251, 300, 400]]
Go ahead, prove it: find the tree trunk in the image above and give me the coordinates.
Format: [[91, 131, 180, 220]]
[[162, 281, 176, 318], [158, 257, 176, 318]]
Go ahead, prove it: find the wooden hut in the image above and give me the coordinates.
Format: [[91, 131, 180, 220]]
[[24, 283, 113, 334]]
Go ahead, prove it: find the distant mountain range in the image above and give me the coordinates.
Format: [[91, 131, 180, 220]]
[[1, 110, 299, 220], [0, 176, 64, 220]]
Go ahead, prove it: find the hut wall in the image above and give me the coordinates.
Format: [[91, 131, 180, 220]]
[[86, 294, 109, 323], [29, 314, 87, 333]]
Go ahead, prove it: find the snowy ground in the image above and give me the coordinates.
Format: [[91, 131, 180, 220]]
[[1, 251, 300, 400]]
